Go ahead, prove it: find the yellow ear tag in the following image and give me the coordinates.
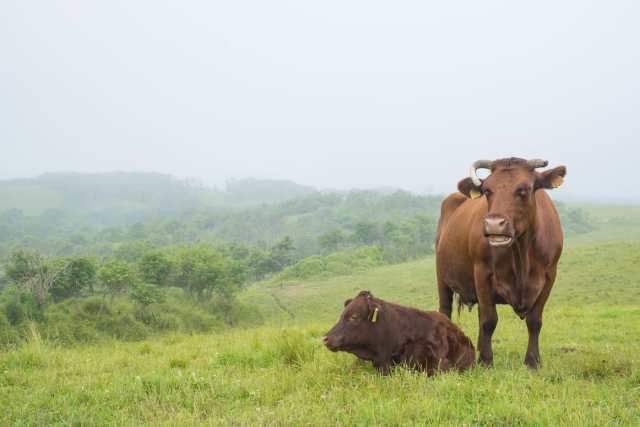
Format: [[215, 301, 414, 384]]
[[551, 176, 564, 188], [371, 308, 379, 323], [469, 190, 481, 199]]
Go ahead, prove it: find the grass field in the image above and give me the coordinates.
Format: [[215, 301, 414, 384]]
[[2, 208, 640, 425]]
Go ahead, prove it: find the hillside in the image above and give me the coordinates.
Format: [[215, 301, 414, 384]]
[[0, 177, 444, 264], [2, 237, 639, 425], [240, 234, 640, 326], [0, 173, 319, 216], [0, 172, 594, 268], [1, 202, 639, 425]]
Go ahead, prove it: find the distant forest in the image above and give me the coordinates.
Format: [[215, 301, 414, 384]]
[[0, 172, 593, 346], [0, 172, 591, 273]]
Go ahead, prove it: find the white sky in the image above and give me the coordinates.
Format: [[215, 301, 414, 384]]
[[2, 1, 639, 200]]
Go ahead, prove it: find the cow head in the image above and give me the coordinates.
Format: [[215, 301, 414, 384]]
[[323, 290, 381, 353], [458, 157, 566, 248]]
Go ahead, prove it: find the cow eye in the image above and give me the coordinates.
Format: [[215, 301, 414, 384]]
[[516, 188, 529, 198]]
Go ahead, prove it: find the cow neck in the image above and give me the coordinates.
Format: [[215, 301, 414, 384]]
[[491, 231, 531, 291], [371, 302, 401, 352]]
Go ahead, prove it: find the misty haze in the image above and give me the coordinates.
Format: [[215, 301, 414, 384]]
[[1, 2, 639, 426], [3, 1, 639, 201]]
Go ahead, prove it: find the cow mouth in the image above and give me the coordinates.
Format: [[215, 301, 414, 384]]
[[486, 234, 513, 247], [325, 345, 339, 352]]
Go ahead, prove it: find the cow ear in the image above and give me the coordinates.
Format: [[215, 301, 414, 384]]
[[343, 298, 353, 307], [536, 166, 566, 190], [458, 177, 483, 199]]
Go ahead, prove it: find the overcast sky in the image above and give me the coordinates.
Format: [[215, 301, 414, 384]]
[[2, 1, 639, 200]]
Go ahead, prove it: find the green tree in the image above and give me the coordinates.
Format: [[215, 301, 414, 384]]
[[97, 260, 138, 301], [5, 249, 37, 284], [247, 248, 272, 280], [138, 251, 172, 286], [318, 229, 345, 253], [353, 221, 377, 245], [113, 240, 154, 262], [129, 283, 164, 307], [172, 245, 245, 299], [268, 236, 295, 271], [49, 257, 96, 301], [5, 250, 67, 307]]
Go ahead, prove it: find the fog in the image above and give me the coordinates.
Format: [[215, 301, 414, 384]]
[[2, 1, 639, 201]]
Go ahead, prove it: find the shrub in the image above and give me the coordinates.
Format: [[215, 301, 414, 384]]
[[96, 313, 149, 341], [138, 251, 172, 286], [81, 296, 109, 316], [129, 283, 164, 307], [0, 311, 19, 349], [134, 306, 180, 331], [40, 313, 99, 345], [49, 257, 96, 301], [275, 246, 384, 282], [4, 300, 25, 325], [97, 260, 139, 300]]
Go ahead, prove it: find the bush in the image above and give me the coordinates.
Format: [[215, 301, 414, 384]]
[[49, 257, 96, 301], [0, 311, 19, 349], [95, 313, 149, 341], [129, 283, 164, 307], [40, 311, 99, 345], [134, 306, 180, 331], [4, 300, 25, 325], [0, 278, 249, 347], [275, 246, 384, 282], [81, 296, 109, 316]]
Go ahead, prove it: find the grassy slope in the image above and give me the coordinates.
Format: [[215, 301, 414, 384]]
[[2, 210, 640, 425]]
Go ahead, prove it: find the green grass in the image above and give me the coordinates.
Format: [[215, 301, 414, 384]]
[[2, 210, 640, 425], [567, 204, 640, 244]]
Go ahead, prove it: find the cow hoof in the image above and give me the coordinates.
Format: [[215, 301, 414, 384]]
[[478, 357, 493, 367], [525, 356, 540, 369]]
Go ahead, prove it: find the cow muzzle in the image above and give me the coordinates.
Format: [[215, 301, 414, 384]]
[[322, 335, 340, 352], [484, 216, 513, 247]]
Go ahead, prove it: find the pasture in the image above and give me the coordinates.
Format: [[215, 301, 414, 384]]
[[2, 209, 640, 425]]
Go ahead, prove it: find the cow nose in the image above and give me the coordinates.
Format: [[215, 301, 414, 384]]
[[484, 216, 507, 235]]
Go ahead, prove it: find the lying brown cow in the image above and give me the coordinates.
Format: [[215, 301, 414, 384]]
[[323, 291, 475, 375]]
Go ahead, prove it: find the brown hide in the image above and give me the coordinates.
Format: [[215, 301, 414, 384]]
[[323, 291, 475, 375], [436, 157, 565, 368]]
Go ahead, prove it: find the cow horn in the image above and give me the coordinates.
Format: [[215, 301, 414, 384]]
[[469, 160, 492, 186], [527, 159, 549, 169]]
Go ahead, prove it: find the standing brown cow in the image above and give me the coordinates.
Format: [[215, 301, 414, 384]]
[[436, 158, 566, 368]]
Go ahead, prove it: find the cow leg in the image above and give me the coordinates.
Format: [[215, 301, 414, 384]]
[[524, 270, 556, 369], [475, 265, 497, 366], [477, 303, 498, 366], [372, 359, 391, 375], [524, 313, 542, 369], [372, 352, 393, 375], [438, 280, 454, 319]]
